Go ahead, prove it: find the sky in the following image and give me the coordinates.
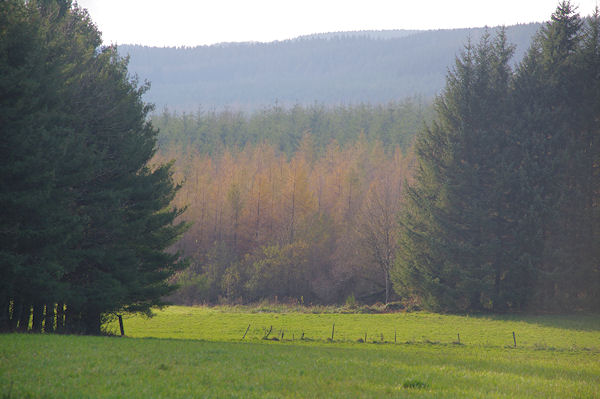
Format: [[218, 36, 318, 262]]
[[77, 0, 599, 47]]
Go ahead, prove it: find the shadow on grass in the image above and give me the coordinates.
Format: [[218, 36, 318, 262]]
[[163, 337, 600, 385], [465, 313, 600, 332]]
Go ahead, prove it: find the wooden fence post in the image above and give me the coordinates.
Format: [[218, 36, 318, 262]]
[[118, 315, 125, 336], [241, 324, 250, 340]]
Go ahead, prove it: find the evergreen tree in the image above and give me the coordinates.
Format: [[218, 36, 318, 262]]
[[393, 31, 536, 312], [0, 0, 187, 334], [513, 1, 599, 310], [395, 2, 599, 313], [577, 8, 600, 309], [0, 0, 81, 331]]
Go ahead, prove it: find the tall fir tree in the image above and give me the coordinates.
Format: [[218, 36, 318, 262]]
[[393, 31, 537, 312], [0, 0, 187, 334], [513, 1, 599, 310], [0, 0, 82, 331], [578, 8, 600, 309], [395, 1, 599, 313]]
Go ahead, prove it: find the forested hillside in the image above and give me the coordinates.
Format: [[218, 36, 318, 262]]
[[158, 3, 599, 311], [119, 24, 540, 111], [151, 100, 430, 304], [152, 98, 432, 155], [2, 0, 598, 338]]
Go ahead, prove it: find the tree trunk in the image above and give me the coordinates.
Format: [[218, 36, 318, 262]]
[[64, 304, 79, 333], [44, 303, 55, 333], [0, 296, 10, 331], [31, 302, 44, 333], [8, 296, 20, 331], [289, 179, 295, 243], [493, 267, 501, 312], [255, 188, 261, 241], [384, 270, 390, 304], [17, 301, 31, 332], [65, 304, 88, 334], [83, 310, 102, 335], [55, 303, 64, 334]]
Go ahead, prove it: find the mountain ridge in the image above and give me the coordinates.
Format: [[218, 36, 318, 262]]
[[118, 23, 541, 112]]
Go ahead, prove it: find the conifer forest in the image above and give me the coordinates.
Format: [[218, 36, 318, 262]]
[[1, 0, 599, 338]]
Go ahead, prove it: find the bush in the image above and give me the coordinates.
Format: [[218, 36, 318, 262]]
[[345, 294, 357, 308], [402, 379, 429, 389]]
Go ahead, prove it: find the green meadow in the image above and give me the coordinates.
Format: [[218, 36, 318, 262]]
[[2, 306, 599, 398], [105, 306, 600, 349]]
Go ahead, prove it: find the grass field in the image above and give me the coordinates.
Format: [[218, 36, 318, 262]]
[[2, 306, 599, 398], [104, 305, 600, 349]]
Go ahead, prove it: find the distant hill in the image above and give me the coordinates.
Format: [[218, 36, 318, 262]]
[[296, 29, 421, 40], [118, 24, 541, 112]]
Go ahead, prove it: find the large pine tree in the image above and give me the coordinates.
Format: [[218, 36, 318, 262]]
[[393, 29, 547, 312], [0, 0, 187, 334], [513, 2, 600, 310], [395, 1, 600, 313]]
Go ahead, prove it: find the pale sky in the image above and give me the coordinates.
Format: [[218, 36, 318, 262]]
[[76, 0, 599, 47]]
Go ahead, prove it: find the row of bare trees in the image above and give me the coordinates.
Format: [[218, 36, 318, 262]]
[[156, 135, 413, 304]]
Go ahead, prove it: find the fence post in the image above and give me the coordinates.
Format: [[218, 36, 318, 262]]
[[118, 314, 125, 336], [241, 324, 250, 340]]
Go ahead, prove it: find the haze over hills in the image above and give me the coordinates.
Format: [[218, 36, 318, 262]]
[[119, 23, 541, 112], [296, 29, 421, 40]]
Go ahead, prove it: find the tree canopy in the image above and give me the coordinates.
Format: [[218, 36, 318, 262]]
[[0, 0, 187, 334], [393, 2, 600, 313]]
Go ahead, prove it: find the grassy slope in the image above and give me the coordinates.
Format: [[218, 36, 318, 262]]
[[1, 307, 599, 398]]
